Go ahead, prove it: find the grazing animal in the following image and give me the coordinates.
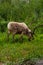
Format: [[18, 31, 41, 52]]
[[7, 21, 43, 41]]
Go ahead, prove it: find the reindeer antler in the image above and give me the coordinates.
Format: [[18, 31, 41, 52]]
[[33, 24, 43, 34]]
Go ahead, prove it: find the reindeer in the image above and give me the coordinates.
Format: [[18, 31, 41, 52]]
[[7, 21, 43, 41]]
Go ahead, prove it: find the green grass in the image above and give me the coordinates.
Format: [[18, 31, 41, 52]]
[[0, 32, 43, 64]]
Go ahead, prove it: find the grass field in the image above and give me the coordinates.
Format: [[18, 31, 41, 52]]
[[0, 32, 43, 64]]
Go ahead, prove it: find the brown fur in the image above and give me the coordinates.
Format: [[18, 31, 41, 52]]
[[7, 22, 32, 41]]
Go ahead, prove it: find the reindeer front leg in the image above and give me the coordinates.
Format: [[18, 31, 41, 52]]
[[12, 31, 16, 42], [19, 32, 24, 41], [12, 33, 15, 42]]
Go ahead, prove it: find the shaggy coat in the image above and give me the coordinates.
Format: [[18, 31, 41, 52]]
[[7, 22, 32, 41]]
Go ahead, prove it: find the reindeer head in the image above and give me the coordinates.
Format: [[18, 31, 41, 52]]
[[29, 24, 43, 39], [26, 28, 34, 41], [28, 31, 34, 41], [28, 24, 43, 41]]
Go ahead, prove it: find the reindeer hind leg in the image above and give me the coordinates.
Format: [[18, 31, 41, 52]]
[[7, 30, 10, 41]]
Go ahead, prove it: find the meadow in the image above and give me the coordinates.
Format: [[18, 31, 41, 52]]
[[0, 32, 43, 64], [0, 0, 43, 64]]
